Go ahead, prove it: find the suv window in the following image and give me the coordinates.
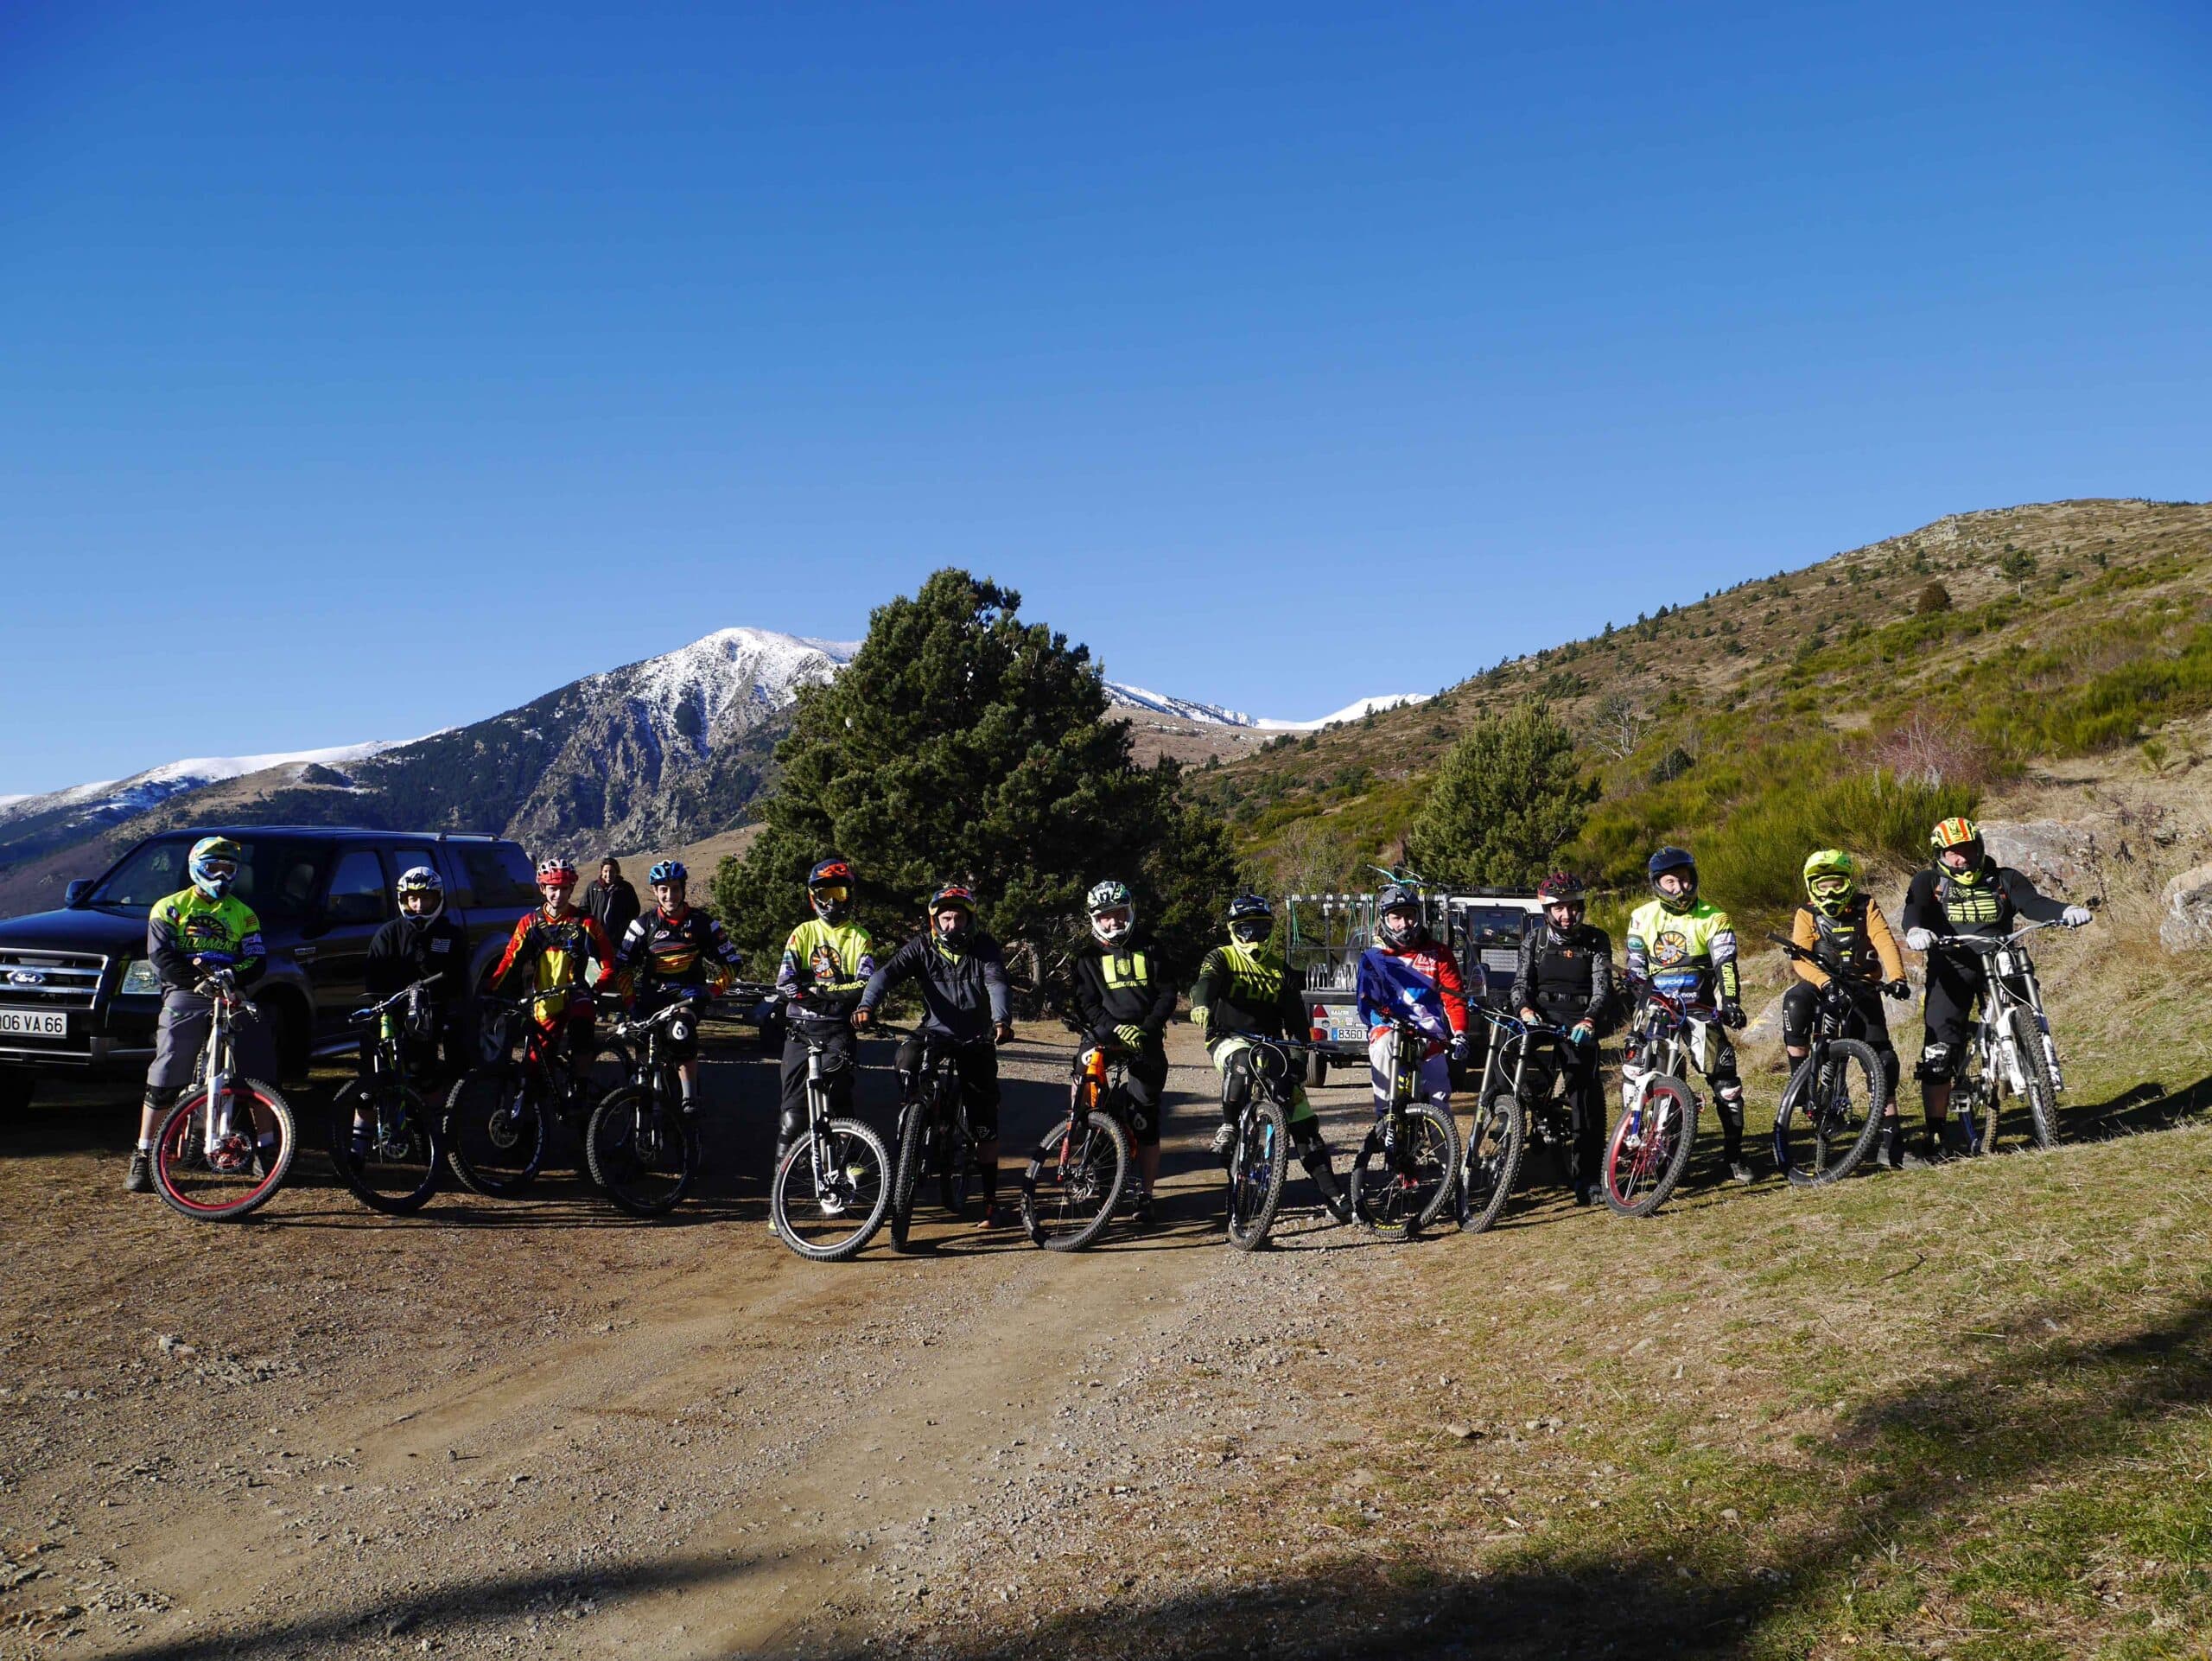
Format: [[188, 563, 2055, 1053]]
[[451, 841, 539, 910], [324, 849, 390, 927], [385, 844, 441, 891], [88, 835, 327, 924]]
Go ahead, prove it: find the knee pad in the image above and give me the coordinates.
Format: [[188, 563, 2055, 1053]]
[[1914, 1044, 1953, 1083], [1220, 1054, 1253, 1113], [143, 1085, 183, 1112], [1714, 1084, 1745, 1124]]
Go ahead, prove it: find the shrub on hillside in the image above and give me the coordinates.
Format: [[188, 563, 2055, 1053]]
[[1916, 581, 1953, 615], [1403, 700, 1595, 887]]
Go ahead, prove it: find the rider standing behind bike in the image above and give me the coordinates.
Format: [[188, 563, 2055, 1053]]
[[124, 837, 280, 1193], [1070, 880, 1175, 1228], [363, 865, 474, 1088], [855, 884, 1015, 1229], [1624, 846, 1754, 1182], [1507, 872, 1615, 1206], [1190, 893, 1350, 1222], [611, 861, 743, 1118], [1356, 882, 1471, 1126], [772, 858, 876, 1171], [1784, 850, 1911, 1168], [1899, 817, 2089, 1159], [492, 856, 615, 1076]]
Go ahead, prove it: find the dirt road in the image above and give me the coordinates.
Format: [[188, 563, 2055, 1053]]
[[0, 1022, 1457, 1659]]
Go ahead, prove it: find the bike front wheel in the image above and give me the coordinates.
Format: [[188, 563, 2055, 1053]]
[[1225, 1099, 1291, 1252], [328, 1077, 443, 1214], [2003, 1009, 2060, 1152], [772, 1117, 892, 1261], [1603, 1075, 1699, 1219], [1773, 1040, 1886, 1187], [1348, 1102, 1460, 1241], [1459, 1086, 1528, 1235], [889, 1098, 927, 1252], [585, 1085, 700, 1217], [152, 1079, 296, 1222], [1020, 1111, 1130, 1251], [443, 1063, 549, 1198]]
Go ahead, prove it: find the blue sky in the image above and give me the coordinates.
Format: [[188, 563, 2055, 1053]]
[[3, 1, 2208, 792]]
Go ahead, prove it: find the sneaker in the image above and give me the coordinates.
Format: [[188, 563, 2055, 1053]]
[[1210, 1123, 1236, 1158], [1726, 1159, 1755, 1185], [349, 1124, 373, 1161], [1573, 1183, 1598, 1207], [1131, 1193, 1156, 1231], [124, 1150, 154, 1193], [1879, 1123, 1906, 1172]]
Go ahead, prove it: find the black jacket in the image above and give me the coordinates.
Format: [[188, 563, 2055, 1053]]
[[859, 932, 1011, 1044], [365, 913, 471, 1009], [1900, 860, 2068, 949], [1071, 936, 1177, 1047], [587, 878, 641, 945], [1507, 920, 1616, 1029]]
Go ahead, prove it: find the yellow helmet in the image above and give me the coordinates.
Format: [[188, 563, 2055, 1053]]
[[1802, 849, 1859, 917]]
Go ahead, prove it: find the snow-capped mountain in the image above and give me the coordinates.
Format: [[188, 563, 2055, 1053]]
[[0, 741, 405, 836], [1103, 683, 1430, 731]]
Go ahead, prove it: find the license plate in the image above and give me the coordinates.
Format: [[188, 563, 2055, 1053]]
[[1329, 1025, 1365, 1044], [0, 1009, 66, 1038]]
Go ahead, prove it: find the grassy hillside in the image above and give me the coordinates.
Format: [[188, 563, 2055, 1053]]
[[1194, 499, 2212, 920]]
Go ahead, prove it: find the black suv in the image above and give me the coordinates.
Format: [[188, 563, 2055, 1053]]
[[0, 826, 542, 1111]]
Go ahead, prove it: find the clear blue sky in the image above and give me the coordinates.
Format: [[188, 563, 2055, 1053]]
[[4, 1, 2209, 792]]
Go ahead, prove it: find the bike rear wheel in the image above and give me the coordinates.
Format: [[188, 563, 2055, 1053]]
[[2004, 1009, 2060, 1151], [1226, 1099, 1291, 1251], [1459, 1086, 1528, 1235], [1602, 1075, 1699, 1219], [329, 1077, 443, 1214], [889, 1098, 927, 1251], [1773, 1039, 1886, 1187], [585, 1085, 699, 1217], [443, 1063, 549, 1197], [1020, 1111, 1130, 1251], [772, 1117, 892, 1261], [1348, 1102, 1460, 1241], [152, 1079, 296, 1222]]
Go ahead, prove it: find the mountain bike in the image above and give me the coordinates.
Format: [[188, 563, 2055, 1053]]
[[886, 1026, 989, 1251], [585, 993, 713, 1217], [443, 995, 632, 1199], [1601, 977, 1708, 1219], [1929, 918, 2083, 1155], [770, 998, 892, 1261], [1020, 1032, 1135, 1251], [1767, 937, 1890, 1187], [1216, 1032, 1335, 1251], [327, 974, 448, 1215], [1346, 1018, 1461, 1241], [150, 973, 298, 1222], [1459, 1006, 1594, 1234]]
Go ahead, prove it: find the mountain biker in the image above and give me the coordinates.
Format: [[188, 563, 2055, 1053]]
[[1069, 880, 1176, 1227], [1507, 871, 1616, 1205], [124, 837, 280, 1193], [1624, 846, 1754, 1182], [1899, 817, 2090, 1158], [855, 884, 1015, 1229], [361, 862, 473, 1070], [1190, 894, 1350, 1222], [1355, 881, 1471, 1135], [773, 857, 876, 1175], [612, 861, 743, 1117], [491, 856, 616, 1078], [1783, 850, 1911, 1168]]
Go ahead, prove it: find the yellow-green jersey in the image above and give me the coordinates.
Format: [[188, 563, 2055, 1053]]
[[1624, 897, 1740, 1008], [776, 917, 876, 1009], [147, 887, 267, 998]]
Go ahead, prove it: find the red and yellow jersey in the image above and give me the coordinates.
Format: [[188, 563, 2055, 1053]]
[[493, 905, 613, 997]]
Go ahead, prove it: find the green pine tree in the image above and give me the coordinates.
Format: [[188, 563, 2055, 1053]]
[[712, 570, 1236, 988], [1402, 700, 1597, 887]]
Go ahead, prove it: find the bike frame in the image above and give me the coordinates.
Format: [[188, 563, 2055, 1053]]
[[1936, 923, 2064, 1098], [1476, 1011, 1581, 1146], [197, 983, 245, 1161]]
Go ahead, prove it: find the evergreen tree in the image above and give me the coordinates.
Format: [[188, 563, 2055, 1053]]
[[1402, 700, 1596, 887], [712, 570, 1235, 987]]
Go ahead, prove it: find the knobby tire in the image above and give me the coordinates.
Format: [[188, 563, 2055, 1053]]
[[1226, 1098, 1291, 1252]]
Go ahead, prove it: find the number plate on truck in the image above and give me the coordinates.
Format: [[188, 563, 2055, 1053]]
[[0, 1009, 66, 1037]]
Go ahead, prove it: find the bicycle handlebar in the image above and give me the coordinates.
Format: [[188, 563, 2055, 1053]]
[[347, 972, 445, 1025]]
